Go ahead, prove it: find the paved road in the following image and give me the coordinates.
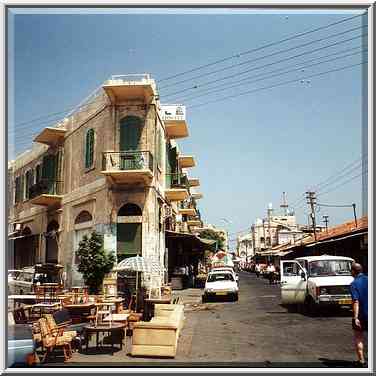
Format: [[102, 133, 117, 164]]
[[178, 270, 359, 367], [43, 271, 361, 368]]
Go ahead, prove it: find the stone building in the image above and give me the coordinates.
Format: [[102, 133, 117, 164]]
[[8, 74, 204, 287]]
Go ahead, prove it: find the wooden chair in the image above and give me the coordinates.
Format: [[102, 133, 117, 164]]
[[44, 314, 77, 341], [95, 302, 113, 327], [38, 317, 73, 363]]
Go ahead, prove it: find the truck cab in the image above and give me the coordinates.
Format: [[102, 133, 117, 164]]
[[280, 255, 354, 312]]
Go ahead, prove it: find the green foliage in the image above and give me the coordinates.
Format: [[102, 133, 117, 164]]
[[199, 229, 225, 250], [76, 231, 116, 294]]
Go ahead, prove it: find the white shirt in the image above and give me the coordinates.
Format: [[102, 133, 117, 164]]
[[267, 265, 276, 273]]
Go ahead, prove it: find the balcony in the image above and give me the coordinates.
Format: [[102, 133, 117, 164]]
[[187, 219, 202, 227], [165, 172, 189, 202], [160, 105, 189, 139], [191, 192, 203, 200], [101, 151, 154, 185], [29, 180, 63, 207], [34, 127, 67, 146], [178, 155, 195, 169], [103, 74, 157, 104], [178, 198, 197, 216], [188, 178, 200, 187]]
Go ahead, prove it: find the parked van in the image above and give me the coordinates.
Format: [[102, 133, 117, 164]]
[[280, 255, 354, 313]]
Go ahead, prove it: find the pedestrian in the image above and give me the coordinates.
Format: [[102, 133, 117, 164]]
[[350, 262, 368, 367], [266, 263, 276, 284], [255, 263, 261, 278]]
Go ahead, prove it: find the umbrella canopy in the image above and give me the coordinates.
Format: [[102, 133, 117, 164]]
[[113, 255, 162, 273]]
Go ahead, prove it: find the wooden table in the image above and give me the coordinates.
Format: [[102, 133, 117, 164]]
[[144, 296, 172, 321], [64, 303, 96, 323], [83, 323, 126, 355], [31, 302, 61, 317]]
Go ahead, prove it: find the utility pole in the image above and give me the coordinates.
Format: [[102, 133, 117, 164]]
[[322, 215, 329, 233], [267, 203, 273, 263], [306, 191, 317, 242], [352, 203, 358, 227]]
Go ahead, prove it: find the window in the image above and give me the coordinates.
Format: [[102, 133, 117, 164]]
[[85, 129, 95, 169], [15, 176, 21, 203], [25, 170, 34, 200], [35, 164, 42, 183]]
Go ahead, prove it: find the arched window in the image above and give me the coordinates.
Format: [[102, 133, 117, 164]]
[[85, 129, 95, 169], [117, 203, 142, 260], [118, 203, 142, 216], [75, 210, 93, 224]]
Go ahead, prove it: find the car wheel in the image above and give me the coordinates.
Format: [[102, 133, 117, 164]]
[[233, 293, 239, 302], [202, 295, 207, 304]]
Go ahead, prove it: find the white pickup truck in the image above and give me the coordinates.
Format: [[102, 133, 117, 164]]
[[280, 255, 354, 314]]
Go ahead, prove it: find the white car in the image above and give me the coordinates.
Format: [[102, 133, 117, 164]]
[[211, 267, 239, 283], [280, 255, 354, 314], [202, 270, 239, 303]]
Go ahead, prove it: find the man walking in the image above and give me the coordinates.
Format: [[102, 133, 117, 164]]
[[255, 263, 261, 278], [350, 263, 368, 367]]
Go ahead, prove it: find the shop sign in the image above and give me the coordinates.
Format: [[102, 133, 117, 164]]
[[160, 105, 186, 122]]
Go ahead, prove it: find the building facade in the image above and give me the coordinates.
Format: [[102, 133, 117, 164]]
[[8, 74, 204, 288]]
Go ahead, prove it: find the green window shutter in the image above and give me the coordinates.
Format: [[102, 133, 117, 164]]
[[158, 128, 163, 167], [15, 177, 20, 202], [20, 174, 25, 201], [120, 116, 142, 151], [35, 165, 41, 183], [85, 129, 95, 169], [42, 155, 57, 193], [117, 223, 142, 256]]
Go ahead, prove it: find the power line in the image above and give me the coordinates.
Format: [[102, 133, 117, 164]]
[[317, 169, 367, 197], [290, 154, 367, 210], [173, 47, 365, 104], [188, 60, 366, 109], [317, 203, 353, 208], [159, 25, 367, 91], [158, 13, 365, 83]]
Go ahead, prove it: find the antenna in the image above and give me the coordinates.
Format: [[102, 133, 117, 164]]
[[280, 191, 289, 215]]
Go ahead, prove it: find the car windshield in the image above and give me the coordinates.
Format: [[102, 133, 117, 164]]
[[208, 273, 234, 282], [309, 260, 352, 277]]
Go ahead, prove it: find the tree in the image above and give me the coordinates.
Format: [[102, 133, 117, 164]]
[[199, 229, 225, 250], [76, 231, 116, 294]]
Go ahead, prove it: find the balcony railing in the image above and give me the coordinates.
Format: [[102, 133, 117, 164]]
[[102, 151, 154, 172], [166, 172, 189, 189], [29, 179, 63, 199]]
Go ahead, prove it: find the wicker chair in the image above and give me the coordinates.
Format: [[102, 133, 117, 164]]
[[38, 317, 73, 362]]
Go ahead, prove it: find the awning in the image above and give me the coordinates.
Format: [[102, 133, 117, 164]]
[[165, 230, 216, 249], [305, 231, 367, 247]]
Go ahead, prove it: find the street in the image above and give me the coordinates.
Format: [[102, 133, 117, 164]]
[[58, 271, 359, 368]]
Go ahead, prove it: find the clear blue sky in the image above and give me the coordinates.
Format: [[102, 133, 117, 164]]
[[7, 8, 368, 248]]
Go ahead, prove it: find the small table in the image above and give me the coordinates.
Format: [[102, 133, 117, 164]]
[[144, 297, 172, 321], [64, 303, 96, 323], [31, 302, 61, 317], [83, 323, 126, 355]]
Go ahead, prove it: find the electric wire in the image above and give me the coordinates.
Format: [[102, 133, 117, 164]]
[[173, 47, 366, 103], [158, 13, 365, 83], [188, 60, 366, 109], [159, 25, 367, 91]]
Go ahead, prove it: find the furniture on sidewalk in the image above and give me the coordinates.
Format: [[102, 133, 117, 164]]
[[131, 303, 184, 358], [63, 303, 95, 324], [95, 302, 113, 327], [101, 297, 124, 314], [38, 317, 73, 363], [70, 287, 89, 304], [83, 323, 126, 355], [143, 296, 172, 321]]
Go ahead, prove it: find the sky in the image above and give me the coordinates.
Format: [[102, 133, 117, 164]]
[[7, 8, 368, 249]]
